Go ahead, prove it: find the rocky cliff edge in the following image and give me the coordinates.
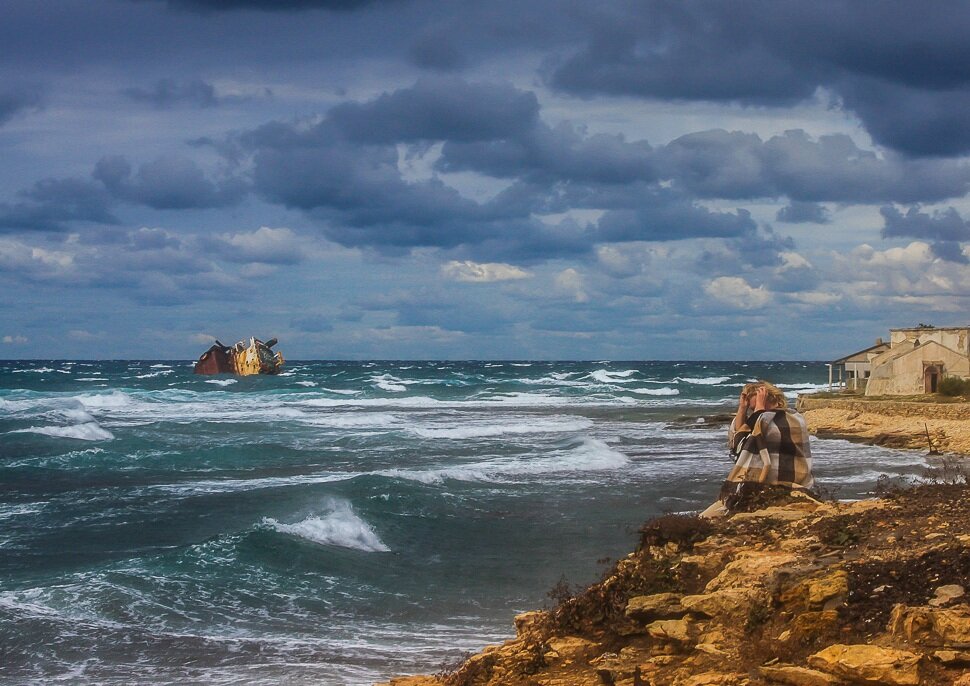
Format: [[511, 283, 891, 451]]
[[380, 483, 970, 686]]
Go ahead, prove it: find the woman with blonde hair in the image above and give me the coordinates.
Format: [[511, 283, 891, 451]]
[[700, 380, 814, 518]]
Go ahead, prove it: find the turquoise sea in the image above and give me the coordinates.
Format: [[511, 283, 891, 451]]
[[0, 360, 928, 684]]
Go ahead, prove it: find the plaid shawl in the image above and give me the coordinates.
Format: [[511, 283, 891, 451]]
[[721, 408, 814, 497]]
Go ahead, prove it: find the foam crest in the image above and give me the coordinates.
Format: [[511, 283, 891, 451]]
[[629, 387, 680, 396], [408, 417, 593, 439], [677, 376, 731, 385], [385, 438, 629, 484], [205, 379, 237, 386], [588, 369, 638, 384], [12, 422, 114, 441], [262, 502, 389, 552], [371, 374, 408, 392]]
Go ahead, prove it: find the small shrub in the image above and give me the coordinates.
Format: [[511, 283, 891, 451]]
[[638, 514, 715, 551], [815, 514, 861, 547], [745, 600, 773, 633], [939, 376, 970, 397]]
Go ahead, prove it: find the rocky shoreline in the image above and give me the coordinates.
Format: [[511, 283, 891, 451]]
[[380, 483, 970, 686], [797, 397, 970, 456], [378, 398, 970, 686]]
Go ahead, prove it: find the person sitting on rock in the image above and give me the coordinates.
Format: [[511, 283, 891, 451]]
[[700, 381, 815, 518]]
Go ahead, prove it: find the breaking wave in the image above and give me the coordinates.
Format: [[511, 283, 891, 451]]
[[262, 501, 389, 552]]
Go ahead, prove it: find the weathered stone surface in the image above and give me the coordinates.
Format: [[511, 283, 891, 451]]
[[888, 603, 970, 647], [731, 505, 815, 523], [680, 588, 766, 620], [788, 610, 840, 643], [704, 552, 798, 592], [694, 642, 730, 657], [953, 674, 970, 686], [625, 592, 687, 621], [929, 584, 965, 607], [646, 618, 693, 643], [758, 664, 840, 686], [807, 644, 921, 685], [780, 569, 848, 611], [933, 648, 970, 664], [674, 671, 748, 686], [513, 610, 545, 636], [544, 635, 598, 663], [382, 677, 441, 686]]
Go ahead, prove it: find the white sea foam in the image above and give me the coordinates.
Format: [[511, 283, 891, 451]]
[[372, 374, 408, 392], [150, 364, 171, 369], [205, 379, 237, 386], [384, 438, 629, 484], [12, 367, 55, 373], [76, 391, 136, 409], [408, 417, 593, 439], [588, 369, 638, 384], [12, 422, 114, 441], [676, 376, 731, 385], [151, 471, 355, 495], [629, 387, 680, 395], [0, 502, 47, 520], [262, 502, 389, 552], [135, 370, 173, 378], [295, 381, 317, 387]]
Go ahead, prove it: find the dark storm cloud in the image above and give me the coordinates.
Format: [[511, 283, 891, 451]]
[[408, 33, 467, 72], [327, 78, 539, 143], [0, 178, 117, 232], [881, 205, 970, 264], [162, 0, 386, 12], [439, 121, 654, 185], [880, 206, 970, 243], [121, 78, 219, 108], [776, 201, 830, 224], [596, 192, 755, 243], [93, 155, 247, 209], [654, 130, 970, 203], [546, 1, 970, 157], [0, 84, 43, 125], [232, 77, 970, 259]]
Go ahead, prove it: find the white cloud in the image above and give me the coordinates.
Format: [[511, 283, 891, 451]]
[[2, 335, 28, 344], [190, 333, 217, 345], [442, 260, 532, 282], [703, 276, 771, 309], [554, 268, 589, 302]]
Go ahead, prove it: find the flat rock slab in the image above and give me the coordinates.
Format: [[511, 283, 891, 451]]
[[808, 643, 921, 685]]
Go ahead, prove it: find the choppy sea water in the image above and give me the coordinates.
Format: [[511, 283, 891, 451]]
[[0, 360, 930, 684]]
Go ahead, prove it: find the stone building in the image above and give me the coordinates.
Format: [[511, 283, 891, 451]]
[[828, 339, 890, 391], [863, 326, 970, 396]]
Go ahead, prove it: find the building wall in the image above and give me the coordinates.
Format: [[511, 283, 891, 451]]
[[889, 328, 970, 355], [866, 340, 970, 395]]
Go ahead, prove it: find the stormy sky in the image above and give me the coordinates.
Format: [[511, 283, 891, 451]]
[[3, 0, 970, 359]]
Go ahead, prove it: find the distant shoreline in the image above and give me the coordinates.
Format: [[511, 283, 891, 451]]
[[796, 395, 970, 456]]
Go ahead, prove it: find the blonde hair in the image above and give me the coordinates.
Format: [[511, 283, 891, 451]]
[[742, 381, 787, 408]]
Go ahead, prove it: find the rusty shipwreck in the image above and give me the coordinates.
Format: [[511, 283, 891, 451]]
[[193, 337, 285, 376]]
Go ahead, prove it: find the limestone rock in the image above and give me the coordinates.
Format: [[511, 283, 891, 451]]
[[544, 635, 598, 663], [704, 552, 798, 592], [674, 671, 748, 686], [933, 649, 970, 665], [730, 505, 815, 523], [758, 664, 840, 686], [513, 610, 545, 636], [788, 610, 840, 643], [625, 592, 687, 621], [646, 618, 693, 644], [929, 584, 965, 607], [953, 674, 970, 686], [888, 603, 970, 647], [383, 677, 440, 686], [780, 569, 848, 611], [807, 644, 921, 685], [680, 588, 766, 620]]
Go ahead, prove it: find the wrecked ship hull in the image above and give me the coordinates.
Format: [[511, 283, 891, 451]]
[[193, 337, 284, 376]]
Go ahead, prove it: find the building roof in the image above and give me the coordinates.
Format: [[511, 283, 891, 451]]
[[831, 342, 890, 365], [890, 325, 970, 332]]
